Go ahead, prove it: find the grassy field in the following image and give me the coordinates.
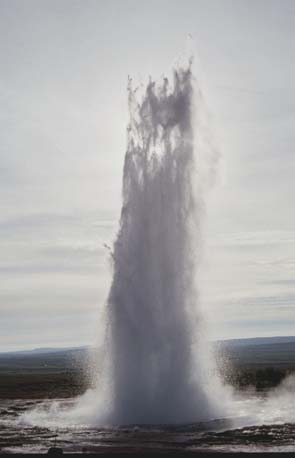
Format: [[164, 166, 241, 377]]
[[1, 338, 295, 398], [0, 372, 86, 399], [0, 348, 90, 399], [216, 338, 295, 391]]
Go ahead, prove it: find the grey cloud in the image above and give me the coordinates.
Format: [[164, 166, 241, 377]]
[[219, 293, 295, 312], [1, 0, 295, 348]]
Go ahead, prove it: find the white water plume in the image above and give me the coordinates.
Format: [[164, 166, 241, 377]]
[[21, 62, 229, 427], [104, 61, 226, 424], [228, 373, 295, 427]]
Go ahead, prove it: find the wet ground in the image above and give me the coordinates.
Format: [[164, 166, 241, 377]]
[[1, 398, 295, 453]]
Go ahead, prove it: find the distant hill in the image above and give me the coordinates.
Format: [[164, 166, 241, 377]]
[[217, 336, 295, 348], [1, 336, 295, 373], [0, 346, 91, 374], [0, 346, 88, 356], [215, 336, 295, 370]]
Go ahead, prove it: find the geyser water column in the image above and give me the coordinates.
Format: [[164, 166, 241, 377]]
[[19, 62, 229, 429], [106, 62, 222, 424]]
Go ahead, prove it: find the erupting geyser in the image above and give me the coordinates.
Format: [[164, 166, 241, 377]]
[[21, 62, 228, 428], [16, 63, 295, 444], [104, 61, 225, 424]]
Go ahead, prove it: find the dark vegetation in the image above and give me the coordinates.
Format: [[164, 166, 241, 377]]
[[0, 348, 92, 399], [215, 338, 295, 391], [220, 365, 292, 391], [1, 337, 295, 398]]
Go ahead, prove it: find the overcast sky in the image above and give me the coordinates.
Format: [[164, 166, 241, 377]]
[[1, 0, 295, 351]]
